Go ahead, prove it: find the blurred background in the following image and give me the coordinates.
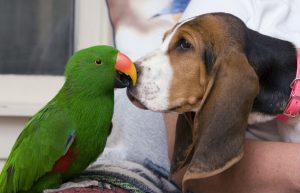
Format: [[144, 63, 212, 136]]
[[0, 0, 113, 170]]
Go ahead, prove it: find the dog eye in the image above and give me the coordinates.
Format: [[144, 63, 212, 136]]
[[176, 38, 192, 50], [95, 58, 102, 65]]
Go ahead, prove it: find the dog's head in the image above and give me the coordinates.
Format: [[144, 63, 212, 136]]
[[128, 13, 260, 191]]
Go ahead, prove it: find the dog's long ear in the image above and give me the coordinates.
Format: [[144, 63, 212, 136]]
[[176, 50, 259, 192], [171, 112, 195, 174]]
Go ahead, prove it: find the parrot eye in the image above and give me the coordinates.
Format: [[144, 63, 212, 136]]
[[95, 59, 102, 65]]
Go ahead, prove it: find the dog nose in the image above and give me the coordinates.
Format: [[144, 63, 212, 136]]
[[134, 60, 141, 67], [134, 61, 142, 75]]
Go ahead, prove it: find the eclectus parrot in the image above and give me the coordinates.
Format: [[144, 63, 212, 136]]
[[0, 45, 137, 193]]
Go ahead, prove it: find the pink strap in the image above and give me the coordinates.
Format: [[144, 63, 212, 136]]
[[277, 48, 300, 121]]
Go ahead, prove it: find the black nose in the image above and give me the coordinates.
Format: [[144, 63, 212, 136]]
[[134, 61, 142, 76], [134, 60, 142, 66]]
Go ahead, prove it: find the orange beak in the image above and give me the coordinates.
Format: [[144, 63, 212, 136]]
[[115, 52, 137, 86]]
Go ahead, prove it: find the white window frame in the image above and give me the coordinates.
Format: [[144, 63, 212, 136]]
[[0, 0, 113, 117]]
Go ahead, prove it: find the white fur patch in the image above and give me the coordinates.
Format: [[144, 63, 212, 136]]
[[132, 50, 173, 111], [248, 112, 276, 124]]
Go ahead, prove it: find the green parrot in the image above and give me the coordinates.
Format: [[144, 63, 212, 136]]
[[0, 45, 137, 193]]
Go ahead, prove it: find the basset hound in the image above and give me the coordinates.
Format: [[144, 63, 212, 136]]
[[127, 12, 300, 192]]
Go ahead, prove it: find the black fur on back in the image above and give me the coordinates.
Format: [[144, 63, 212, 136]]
[[245, 28, 296, 114]]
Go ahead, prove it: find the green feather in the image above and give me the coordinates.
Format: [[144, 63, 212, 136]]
[[0, 45, 120, 193]]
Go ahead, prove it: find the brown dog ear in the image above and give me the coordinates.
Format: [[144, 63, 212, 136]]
[[172, 50, 259, 192], [171, 112, 195, 174]]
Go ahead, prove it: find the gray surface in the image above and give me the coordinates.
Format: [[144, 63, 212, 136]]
[[99, 89, 170, 173]]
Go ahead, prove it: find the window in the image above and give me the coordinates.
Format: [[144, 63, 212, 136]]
[[0, 0, 112, 116], [0, 0, 74, 75]]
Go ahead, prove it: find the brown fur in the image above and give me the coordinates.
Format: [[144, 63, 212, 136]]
[[168, 25, 208, 112]]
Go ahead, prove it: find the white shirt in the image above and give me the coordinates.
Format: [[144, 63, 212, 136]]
[[182, 0, 300, 48]]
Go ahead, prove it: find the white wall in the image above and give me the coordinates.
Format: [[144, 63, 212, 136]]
[[0, 76, 64, 170]]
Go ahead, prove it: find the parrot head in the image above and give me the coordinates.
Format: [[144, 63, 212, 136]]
[[64, 45, 137, 94]]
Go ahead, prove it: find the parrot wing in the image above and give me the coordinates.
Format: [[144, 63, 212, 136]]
[[0, 100, 76, 193]]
